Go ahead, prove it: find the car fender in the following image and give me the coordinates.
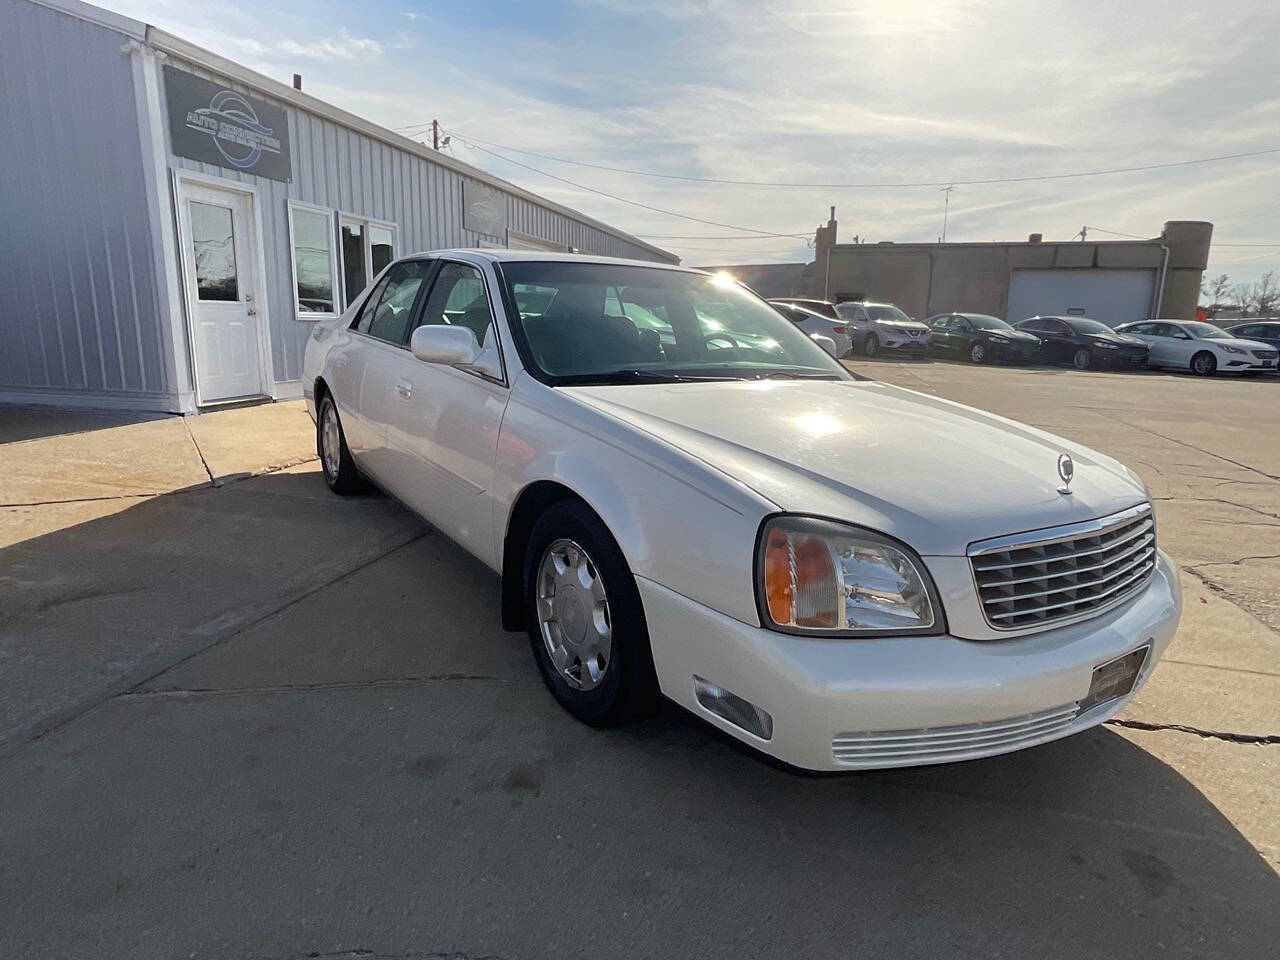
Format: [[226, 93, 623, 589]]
[[493, 376, 775, 626]]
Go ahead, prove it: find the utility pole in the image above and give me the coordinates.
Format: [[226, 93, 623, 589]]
[[1077, 226, 1088, 241], [432, 119, 439, 151], [940, 185, 954, 243]]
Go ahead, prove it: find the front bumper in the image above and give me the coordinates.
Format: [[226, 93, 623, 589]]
[[880, 333, 930, 353], [1102, 350, 1149, 368], [640, 549, 1181, 771]]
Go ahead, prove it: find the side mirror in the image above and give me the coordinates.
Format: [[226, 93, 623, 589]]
[[410, 324, 480, 366]]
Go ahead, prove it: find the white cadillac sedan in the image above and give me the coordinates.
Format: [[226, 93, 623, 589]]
[[303, 251, 1181, 771]]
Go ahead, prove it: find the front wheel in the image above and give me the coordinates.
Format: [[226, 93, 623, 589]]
[[317, 394, 364, 495], [524, 501, 658, 726], [1191, 351, 1217, 376], [863, 333, 881, 357], [969, 342, 987, 363], [1072, 347, 1092, 370]]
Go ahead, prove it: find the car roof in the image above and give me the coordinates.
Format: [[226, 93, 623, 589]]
[[401, 248, 701, 274]]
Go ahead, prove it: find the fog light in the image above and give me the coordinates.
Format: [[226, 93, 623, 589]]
[[692, 676, 773, 740]]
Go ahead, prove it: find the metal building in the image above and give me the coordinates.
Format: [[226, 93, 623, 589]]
[[810, 212, 1212, 327], [0, 0, 677, 414]]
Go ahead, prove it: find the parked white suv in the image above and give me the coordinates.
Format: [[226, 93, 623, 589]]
[[836, 301, 932, 357]]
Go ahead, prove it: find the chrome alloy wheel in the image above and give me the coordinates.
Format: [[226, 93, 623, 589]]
[[536, 538, 612, 691], [320, 402, 341, 480]]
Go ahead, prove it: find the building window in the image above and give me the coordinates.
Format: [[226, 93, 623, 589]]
[[338, 213, 398, 309], [287, 201, 339, 318], [190, 201, 239, 302]]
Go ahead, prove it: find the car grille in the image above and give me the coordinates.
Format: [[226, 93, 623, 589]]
[[968, 504, 1156, 629], [1252, 349, 1278, 360], [832, 704, 1079, 768]]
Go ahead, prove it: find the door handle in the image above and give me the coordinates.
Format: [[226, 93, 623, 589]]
[[395, 380, 413, 399]]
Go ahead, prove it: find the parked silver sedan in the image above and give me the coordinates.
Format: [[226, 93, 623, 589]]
[[1114, 319, 1277, 376], [769, 300, 854, 357]]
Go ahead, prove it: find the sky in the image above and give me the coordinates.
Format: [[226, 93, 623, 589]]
[[113, 0, 1280, 283]]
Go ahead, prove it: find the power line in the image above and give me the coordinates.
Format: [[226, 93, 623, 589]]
[[450, 136, 810, 238], [438, 129, 1280, 189]]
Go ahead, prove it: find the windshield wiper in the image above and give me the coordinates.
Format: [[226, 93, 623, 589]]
[[750, 370, 842, 380], [552, 369, 739, 385]]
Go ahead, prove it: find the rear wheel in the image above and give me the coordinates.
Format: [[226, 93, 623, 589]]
[[1072, 347, 1092, 370], [524, 501, 657, 726], [317, 394, 364, 495], [1191, 351, 1217, 376], [969, 342, 987, 363], [863, 333, 881, 357]]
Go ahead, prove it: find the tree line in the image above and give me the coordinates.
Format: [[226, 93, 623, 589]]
[[1201, 270, 1279, 317]]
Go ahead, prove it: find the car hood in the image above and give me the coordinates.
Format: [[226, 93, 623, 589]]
[[1209, 336, 1271, 352], [874, 319, 931, 333], [984, 329, 1039, 344], [1087, 333, 1147, 348], [564, 379, 1147, 556]]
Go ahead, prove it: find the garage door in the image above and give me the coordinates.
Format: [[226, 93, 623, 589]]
[[1006, 270, 1154, 328]]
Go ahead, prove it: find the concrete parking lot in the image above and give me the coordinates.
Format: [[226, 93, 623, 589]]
[[1, 362, 1277, 959]]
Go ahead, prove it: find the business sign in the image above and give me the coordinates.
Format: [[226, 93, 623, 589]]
[[164, 66, 292, 181], [463, 180, 508, 238]]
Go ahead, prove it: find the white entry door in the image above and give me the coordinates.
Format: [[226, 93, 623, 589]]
[[178, 180, 267, 404]]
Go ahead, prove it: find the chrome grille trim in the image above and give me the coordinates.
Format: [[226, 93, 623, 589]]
[[1251, 348, 1277, 360], [832, 704, 1079, 767], [968, 504, 1156, 630]]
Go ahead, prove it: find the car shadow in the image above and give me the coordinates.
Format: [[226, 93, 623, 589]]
[[0, 471, 1276, 956], [0, 404, 172, 444]]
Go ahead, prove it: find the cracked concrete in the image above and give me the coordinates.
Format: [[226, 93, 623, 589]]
[[2, 369, 1279, 958]]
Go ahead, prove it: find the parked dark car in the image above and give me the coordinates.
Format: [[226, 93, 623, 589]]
[[769, 298, 840, 320], [1226, 320, 1280, 364], [1014, 315, 1149, 370], [926, 312, 1041, 363]]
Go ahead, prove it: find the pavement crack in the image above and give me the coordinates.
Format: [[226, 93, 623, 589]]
[[1106, 717, 1279, 745], [123, 674, 510, 700], [1189, 553, 1280, 568], [1112, 415, 1280, 483], [182, 417, 217, 487]]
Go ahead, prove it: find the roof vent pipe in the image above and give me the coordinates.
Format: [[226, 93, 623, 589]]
[[1028, 233, 1042, 243], [293, 73, 303, 91]]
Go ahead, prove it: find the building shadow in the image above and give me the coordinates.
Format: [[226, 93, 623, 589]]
[[0, 404, 171, 444]]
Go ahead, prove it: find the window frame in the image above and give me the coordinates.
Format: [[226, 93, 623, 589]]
[[415, 257, 510, 386], [337, 211, 400, 310], [286, 200, 340, 321]]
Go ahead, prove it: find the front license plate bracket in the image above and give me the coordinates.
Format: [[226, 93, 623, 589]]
[[1079, 645, 1149, 714]]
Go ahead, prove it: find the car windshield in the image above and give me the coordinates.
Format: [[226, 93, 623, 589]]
[[499, 261, 850, 384], [1065, 318, 1114, 335], [965, 314, 1014, 331], [866, 305, 912, 323], [1181, 321, 1231, 339]]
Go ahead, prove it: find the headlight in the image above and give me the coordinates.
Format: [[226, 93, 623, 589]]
[[987, 335, 1009, 343], [756, 516, 942, 635], [1220, 344, 1245, 355], [1095, 341, 1119, 349]]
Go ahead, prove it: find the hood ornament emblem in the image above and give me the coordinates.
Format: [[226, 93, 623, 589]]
[[1057, 453, 1075, 495]]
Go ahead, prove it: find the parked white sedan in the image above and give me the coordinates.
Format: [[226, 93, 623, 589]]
[[304, 251, 1181, 771], [1114, 319, 1278, 375]]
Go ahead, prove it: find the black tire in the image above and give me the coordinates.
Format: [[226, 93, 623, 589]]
[[1072, 347, 1092, 370], [969, 342, 987, 363], [523, 500, 658, 726], [317, 394, 364, 495], [864, 333, 881, 357], [1191, 351, 1217, 376]]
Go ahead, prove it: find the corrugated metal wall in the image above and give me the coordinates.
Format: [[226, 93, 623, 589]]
[[165, 59, 670, 386], [0, 0, 167, 401]]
